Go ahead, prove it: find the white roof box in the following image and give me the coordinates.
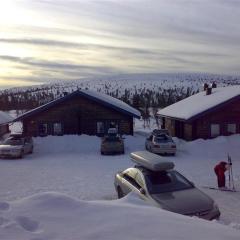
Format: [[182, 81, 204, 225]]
[[130, 151, 174, 171]]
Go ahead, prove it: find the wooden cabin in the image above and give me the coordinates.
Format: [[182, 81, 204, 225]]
[[14, 90, 141, 137], [157, 85, 240, 141]]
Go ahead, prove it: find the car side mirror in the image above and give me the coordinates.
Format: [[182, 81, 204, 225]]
[[139, 188, 146, 195]]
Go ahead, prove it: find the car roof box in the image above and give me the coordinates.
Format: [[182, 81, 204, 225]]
[[130, 151, 174, 171], [152, 129, 169, 136]]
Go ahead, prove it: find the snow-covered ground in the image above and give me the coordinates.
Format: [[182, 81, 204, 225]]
[[0, 120, 240, 239]]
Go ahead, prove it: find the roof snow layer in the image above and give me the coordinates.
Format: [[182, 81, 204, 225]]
[[14, 89, 141, 121], [157, 86, 240, 121], [0, 111, 14, 125], [81, 89, 140, 118]]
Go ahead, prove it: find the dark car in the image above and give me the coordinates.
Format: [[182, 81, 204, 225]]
[[101, 128, 124, 155], [114, 151, 220, 220]]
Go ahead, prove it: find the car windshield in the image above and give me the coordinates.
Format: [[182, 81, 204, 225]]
[[3, 138, 24, 146], [154, 135, 172, 143], [145, 170, 194, 194]]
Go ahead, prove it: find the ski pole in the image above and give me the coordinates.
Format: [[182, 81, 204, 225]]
[[228, 154, 235, 190], [230, 163, 235, 191], [228, 154, 231, 188]]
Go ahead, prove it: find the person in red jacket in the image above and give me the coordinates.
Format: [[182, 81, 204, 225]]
[[214, 161, 230, 188]]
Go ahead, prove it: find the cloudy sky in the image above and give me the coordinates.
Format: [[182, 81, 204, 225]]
[[1, 0, 240, 88]]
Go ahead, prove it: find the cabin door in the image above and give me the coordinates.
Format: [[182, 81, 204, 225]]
[[175, 121, 184, 138], [77, 116, 82, 135]]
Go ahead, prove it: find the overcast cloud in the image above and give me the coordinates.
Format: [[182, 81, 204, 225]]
[[0, 0, 240, 88]]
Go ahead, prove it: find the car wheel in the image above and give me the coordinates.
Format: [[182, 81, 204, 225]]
[[19, 150, 24, 159], [29, 147, 33, 154], [117, 187, 124, 199]]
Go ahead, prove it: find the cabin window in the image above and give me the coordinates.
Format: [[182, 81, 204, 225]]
[[39, 123, 48, 136], [97, 121, 105, 134], [210, 124, 220, 137], [227, 124, 236, 134], [53, 122, 63, 135]]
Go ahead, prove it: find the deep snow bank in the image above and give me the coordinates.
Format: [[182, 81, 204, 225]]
[[0, 192, 239, 240]]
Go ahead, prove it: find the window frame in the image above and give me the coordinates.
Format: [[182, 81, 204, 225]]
[[227, 123, 236, 134], [210, 123, 220, 137], [53, 122, 64, 136]]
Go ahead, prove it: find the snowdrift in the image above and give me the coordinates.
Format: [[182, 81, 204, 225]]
[[0, 192, 239, 240]]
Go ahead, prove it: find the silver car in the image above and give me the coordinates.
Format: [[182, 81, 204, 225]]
[[145, 131, 176, 155], [0, 134, 33, 159], [114, 151, 220, 220]]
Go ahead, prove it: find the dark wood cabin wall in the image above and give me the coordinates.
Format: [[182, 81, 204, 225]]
[[23, 95, 133, 136], [195, 98, 240, 139]]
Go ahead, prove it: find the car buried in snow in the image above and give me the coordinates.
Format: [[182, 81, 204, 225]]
[[0, 133, 34, 159], [145, 129, 176, 155], [100, 128, 124, 155], [114, 151, 220, 220]]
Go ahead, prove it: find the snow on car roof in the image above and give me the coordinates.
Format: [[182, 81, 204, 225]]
[[0, 111, 14, 125], [130, 151, 175, 171], [157, 86, 240, 121]]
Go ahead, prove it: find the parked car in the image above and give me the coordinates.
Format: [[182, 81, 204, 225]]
[[101, 128, 124, 155], [152, 129, 169, 135], [145, 130, 176, 155], [0, 133, 33, 159], [114, 151, 220, 220]]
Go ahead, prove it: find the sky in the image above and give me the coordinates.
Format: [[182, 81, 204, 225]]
[[1, 0, 240, 88]]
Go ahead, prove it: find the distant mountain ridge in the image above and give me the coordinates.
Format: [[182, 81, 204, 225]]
[[0, 73, 240, 111]]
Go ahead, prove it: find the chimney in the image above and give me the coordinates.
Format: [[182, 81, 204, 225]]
[[203, 83, 209, 91], [206, 87, 212, 95], [211, 82, 217, 88]]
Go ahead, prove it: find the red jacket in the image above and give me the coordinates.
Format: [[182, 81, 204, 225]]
[[214, 161, 227, 187]]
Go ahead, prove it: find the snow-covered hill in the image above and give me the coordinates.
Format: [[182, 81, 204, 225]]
[[1, 73, 240, 111], [2, 72, 240, 96]]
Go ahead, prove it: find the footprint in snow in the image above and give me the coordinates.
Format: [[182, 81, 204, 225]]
[[0, 202, 10, 211], [15, 216, 39, 232]]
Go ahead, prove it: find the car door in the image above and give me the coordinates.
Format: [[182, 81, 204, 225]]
[[23, 138, 31, 153], [148, 135, 154, 150], [146, 135, 153, 150]]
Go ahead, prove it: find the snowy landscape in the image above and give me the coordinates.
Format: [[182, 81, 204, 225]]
[[2, 1, 240, 239], [1, 73, 240, 111], [0, 119, 239, 239]]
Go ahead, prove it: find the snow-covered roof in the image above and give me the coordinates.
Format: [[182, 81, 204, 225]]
[[157, 86, 240, 121], [0, 111, 14, 125], [81, 89, 140, 118], [14, 90, 141, 121]]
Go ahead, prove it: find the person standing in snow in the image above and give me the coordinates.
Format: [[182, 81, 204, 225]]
[[214, 161, 231, 188]]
